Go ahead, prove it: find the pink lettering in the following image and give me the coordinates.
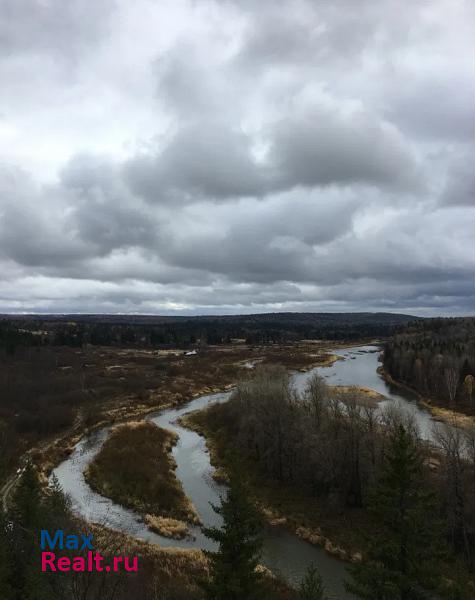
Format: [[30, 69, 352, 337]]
[[57, 557, 71, 571], [72, 557, 86, 572], [94, 552, 104, 571], [124, 556, 138, 572], [41, 552, 57, 572]]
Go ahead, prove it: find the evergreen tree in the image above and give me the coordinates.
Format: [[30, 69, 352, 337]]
[[42, 474, 71, 530], [202, 469, 264, 600], [299, 564, 328, 600], [0, 510, 14, 600], [346, 425, 443, 599], [9, 462, 54, 600], [10, 461, 42, 529]]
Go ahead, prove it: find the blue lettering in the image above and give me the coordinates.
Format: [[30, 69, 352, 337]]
[[80, 534, 94, 550], [40, 530, 64, 550], [40, 530, 94, 551]]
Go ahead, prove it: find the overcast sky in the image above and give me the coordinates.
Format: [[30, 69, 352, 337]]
[[0, 0, 474, 315]]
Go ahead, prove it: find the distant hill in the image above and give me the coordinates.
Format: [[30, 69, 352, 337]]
[[0, 311, 418, 326], [0, 312, 420, 347]]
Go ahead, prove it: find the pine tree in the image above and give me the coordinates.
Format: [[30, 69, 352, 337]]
[[346, 425, 444, 599], [299, 564, 328, 600], [42, 474, 71, 530], [202, 469, 264, 600], [10, 461, 42, 530], [9, 462, 54, 600], [0, 510, 14, 600]]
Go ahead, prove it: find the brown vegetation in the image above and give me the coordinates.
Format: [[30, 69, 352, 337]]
[[184, 365, 475, 583], [86, 421, 200, 529], [144, 515, 191, 540], [0, 341, 341, 482], [0, 342, 346, 494]]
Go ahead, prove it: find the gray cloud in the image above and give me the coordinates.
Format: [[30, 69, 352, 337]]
[[442, 152, 475, 206], [126, 121, 268, 201], [0, 0, 114, 61], [60, 154, 158, 252], [0, 0, 474, 315], [387, 73, 475, 142], [267, 108, 420, 190]]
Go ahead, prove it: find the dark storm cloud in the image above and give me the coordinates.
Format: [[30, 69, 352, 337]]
[[0, 0, 474, 314]]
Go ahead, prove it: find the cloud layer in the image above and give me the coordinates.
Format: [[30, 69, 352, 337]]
[[0, 0, 474, 315]]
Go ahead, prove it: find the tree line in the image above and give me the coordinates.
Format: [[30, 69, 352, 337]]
[[0, 312, 416, 352], [384, 317, 475, 413]]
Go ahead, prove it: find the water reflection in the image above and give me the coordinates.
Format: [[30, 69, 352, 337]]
[[56, 345, 450, 599]]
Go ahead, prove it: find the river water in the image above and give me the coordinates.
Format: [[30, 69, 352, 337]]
[[53, 345, 443, 599]]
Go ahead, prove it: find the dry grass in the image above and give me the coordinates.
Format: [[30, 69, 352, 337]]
[[333, 385, 386, 409], [90, 523, 209, 598], [85, 421, 200, 525], [33, 342, 345, 478], [144, 514, 191, 540], [89, 522, 298, 600]]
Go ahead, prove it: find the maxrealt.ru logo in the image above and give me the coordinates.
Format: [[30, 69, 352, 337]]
[[40, 530, 138, 573]]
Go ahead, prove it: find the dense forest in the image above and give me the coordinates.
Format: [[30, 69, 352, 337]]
[[195, 367, 475, 597], [384, 317, 475, 414], [0, 312, 417, 350]]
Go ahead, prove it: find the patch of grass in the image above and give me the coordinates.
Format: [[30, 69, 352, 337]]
[[86, 421, 200, 525], [90, 523, 298, 599], [333, 385, 385, 409], [144, 515, 191, 540]]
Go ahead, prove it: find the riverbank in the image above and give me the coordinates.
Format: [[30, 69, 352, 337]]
[[87, 522, 297, 599], [27, 343, 347, 484], [0, 343, 351, 522], [85, 421, 200, 539], [181, 404, 369, 564], [378, 366, 475, 429]]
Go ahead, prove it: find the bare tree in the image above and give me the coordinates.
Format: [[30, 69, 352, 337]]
[[464, 375, 474, 410], [444, 366, 459, 407], [434, 423, 472, 565]]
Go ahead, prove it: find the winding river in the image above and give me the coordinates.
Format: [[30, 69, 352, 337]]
[[53, 345, 444, 599]]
